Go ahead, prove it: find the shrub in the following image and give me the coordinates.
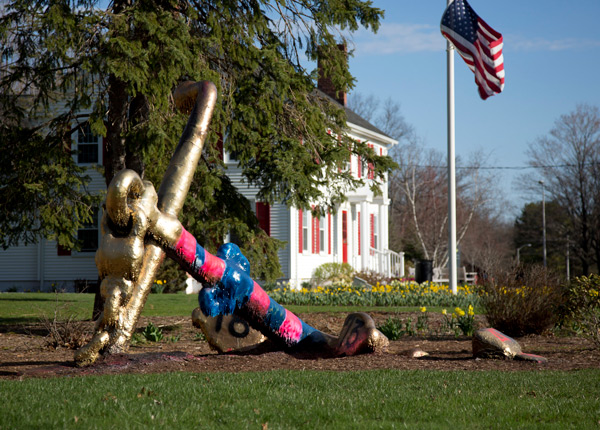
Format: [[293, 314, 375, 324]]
[[354, 270, 392, 287], [40, 293, 90, 349], [559, 274, 600, 347], [311, 262, 354, 287], [480, 265, 564, 336]]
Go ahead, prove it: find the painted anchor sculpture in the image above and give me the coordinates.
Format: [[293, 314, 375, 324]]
[[74, 80, 387, 366], [77, 169, 388, 364]]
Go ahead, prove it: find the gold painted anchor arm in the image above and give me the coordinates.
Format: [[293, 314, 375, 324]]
[[75, 81, 217, 366]]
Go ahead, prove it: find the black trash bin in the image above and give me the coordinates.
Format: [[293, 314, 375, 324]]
[[415, 259, 433, 284]]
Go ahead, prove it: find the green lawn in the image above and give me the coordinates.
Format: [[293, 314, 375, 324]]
[[0, 292, 198, 325], [0, 293, 429, 325], [1, 370, 598, 429]]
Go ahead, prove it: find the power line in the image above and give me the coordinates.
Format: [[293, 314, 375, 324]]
[[404, 163, 599, 170]]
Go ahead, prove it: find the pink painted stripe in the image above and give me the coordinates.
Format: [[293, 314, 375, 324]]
[[487, 328, 509, 342], [278, 309, 303, 343], [201, 251, 226, 282], [247, 282, 271, 316], [175, 228, 197, 265]]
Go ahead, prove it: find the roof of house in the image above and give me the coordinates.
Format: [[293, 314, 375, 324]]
[[315, 89, 392, 140]]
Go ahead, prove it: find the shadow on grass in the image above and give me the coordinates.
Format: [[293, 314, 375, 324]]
[[0, 317, 41, 326], [0, 297, 79, 302]]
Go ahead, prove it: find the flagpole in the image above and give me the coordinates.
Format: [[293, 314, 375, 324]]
[[446, 0, 458, 295]]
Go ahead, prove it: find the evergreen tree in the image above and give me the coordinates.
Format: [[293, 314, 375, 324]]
[[0, 0, 394, 281], [514, 200, 574, 275]]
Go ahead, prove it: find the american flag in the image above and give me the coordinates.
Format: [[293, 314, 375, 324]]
[[441, 0, 504, 100]]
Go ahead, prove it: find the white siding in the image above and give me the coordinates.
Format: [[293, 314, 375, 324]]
[[0, 237, 98, 291], [0, 242, 39, 283], [223, 162, 292, 282], [43, 241, 98, 284], [270, 203, 291, 279]]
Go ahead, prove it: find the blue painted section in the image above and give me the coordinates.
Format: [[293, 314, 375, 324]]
[[194, 241, 323, 347], [192, 243, 205, 272], [300, 320, 317, 340], [263, 297, 287, 331], [198, 243, 254, 317], [216, 243, 250, 275]]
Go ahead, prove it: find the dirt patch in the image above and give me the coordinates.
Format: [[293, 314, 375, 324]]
[[1, 312, 598, 379]]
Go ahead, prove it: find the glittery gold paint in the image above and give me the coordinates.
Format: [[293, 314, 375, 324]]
[[75, 81, 217, 366]]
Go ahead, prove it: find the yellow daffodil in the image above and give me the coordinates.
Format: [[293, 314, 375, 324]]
[[420, 306, 427, 313], [442, 309, 447, 315]]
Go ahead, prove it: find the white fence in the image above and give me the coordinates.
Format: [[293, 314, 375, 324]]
[[368, 248, 404, 278]]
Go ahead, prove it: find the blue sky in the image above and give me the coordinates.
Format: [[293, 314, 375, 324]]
[[345, 0, 600, 217]]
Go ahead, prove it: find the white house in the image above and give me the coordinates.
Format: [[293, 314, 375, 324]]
[[0, 87, 403, 291], [0, 121, 105, 292], [225, 94, 402, 287]]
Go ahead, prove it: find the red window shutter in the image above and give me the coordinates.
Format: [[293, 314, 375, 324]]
[[256, 202, 270, 236], [57, 244, 71, 256], [311, 213, 315, 254], [370, 214, 375, 248], [328, 213, 332, 254], [357, 211, 361, 256], [315, 216, 320, 253], [311, 207, 319, 254], [298, 209, 303, 253], [216, 133, 224, 161], [368, 144, 375, 179]]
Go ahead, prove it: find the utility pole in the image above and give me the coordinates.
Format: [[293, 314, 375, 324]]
[[539, 180, 547, 268], [566, 235, 570, 282]]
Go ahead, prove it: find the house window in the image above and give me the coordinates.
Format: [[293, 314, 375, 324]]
[[299, 210, 309, 252], [332, 214, 338, 255], [77, 122, 99, 164], [77, 208, 99, 252]]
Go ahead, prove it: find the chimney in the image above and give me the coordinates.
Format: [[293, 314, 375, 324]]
[[317, 44, 347, 107]]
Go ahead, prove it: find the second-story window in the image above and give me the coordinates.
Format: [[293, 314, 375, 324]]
[[77, 122, 99, 164]]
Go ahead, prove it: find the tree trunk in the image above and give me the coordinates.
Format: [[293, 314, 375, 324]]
[[104, 75, 129, 186], [94, 73, 130, 319]]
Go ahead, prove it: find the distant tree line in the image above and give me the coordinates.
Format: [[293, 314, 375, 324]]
[[517, 104, 600, 276]]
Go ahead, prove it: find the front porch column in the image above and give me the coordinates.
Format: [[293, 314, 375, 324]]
[[360, 201, 369, 271]]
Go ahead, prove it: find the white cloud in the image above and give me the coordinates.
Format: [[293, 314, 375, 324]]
[[506, 35, 600, 52], [348, 22, 600, 56], [350, 23, 444, 55]]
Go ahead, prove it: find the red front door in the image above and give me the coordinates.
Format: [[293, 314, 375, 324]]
[[342, 211, 348, 263]]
